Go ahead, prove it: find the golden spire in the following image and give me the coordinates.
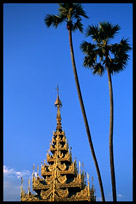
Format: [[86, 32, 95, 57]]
[[55, 86, 62, 130]]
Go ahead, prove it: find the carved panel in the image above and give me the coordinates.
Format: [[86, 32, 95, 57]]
[[73, 186, 90, 201], [57, 175, 67, 184], [64, 152, 71, 161], [56, 188, 69, 198], [68, 162, 74, 172], [48, 164, 55, 172], [58, 151, 64, 158], [45, 176, 54, 185], [41, 188, 53, 200], [21, 192, 40, 201], [58, 162, 67, 171]]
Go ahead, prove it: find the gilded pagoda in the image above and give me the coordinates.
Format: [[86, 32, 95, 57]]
[[20, 92, 96, 202]]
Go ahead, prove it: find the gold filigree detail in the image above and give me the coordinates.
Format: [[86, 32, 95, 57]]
[[68, 162, 74, 172], [58, 151, 64, 158], [57, 175, 67, 184], [45, 175, 54, 184], [48, 164, 55, 172], [58, 162, 67, 171], [41, 188, 53, 200], [73, 186, 90, 201], [21, 192, 39, 201], [56, 188, 69, 198]]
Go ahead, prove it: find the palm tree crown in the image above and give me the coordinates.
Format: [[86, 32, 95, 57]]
[[81, 22, 131, 75], [45, 3, 88, 32]]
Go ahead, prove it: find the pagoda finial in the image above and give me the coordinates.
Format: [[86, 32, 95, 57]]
[[55, 85, 62, 108], [56, 85, 59, 95], [55, 86, 62, 130]]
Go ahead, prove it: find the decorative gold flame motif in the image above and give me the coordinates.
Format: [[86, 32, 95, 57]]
[[20, 91, 96, 202]]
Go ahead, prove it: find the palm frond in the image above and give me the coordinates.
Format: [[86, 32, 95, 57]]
[[86, 25, 100, 41], [73, 3, 88, 19], [92, 63, 105, 76], [58, 3, 74, 10], [80, 41, 105, 74], [58, 3, 70, 19], [110, 37, 131, 72], [99, 22, 120, 40], [45, 3, 88, 32], [44, 14, 65, 28], [95, 47, 104, 59], [83, 55, 96, 68], [58, 3, 88, 22], [86, 22, 120, 43], [72, 19, 83, 32], [120, 38, 132, 52], [80, 41, 96, 54]]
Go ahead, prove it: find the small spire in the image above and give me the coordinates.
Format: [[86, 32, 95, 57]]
[[87, 172, 89, 182], [37, 165, 39, 176], [79, 161, 81, 172], [28, 178, 30, 194], [87, 172, 90, 196], [20, 177, 23, 197], [21, 177, 23, 186], [79, 161, 81, 179]]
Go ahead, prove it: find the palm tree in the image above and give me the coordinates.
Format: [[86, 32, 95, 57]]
[[44, 3, 105, 201], [80, 22, 131, 201]]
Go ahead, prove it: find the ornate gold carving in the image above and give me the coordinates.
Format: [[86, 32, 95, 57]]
[[21, 93, 96, 202], [21, 191, 40, 201], [45, 175, 54, 185], [47, 153, 52, 161], [58, 162, 67, 171], [64, 151, 71, 161], [68, 162, 74, 172], [48, 164, 55, 172], [72, 186, 90, 201], [58, 151, 63, 158], [57, 175, 67, 184], [56, 188, 69, 198], [41, 188, 53, 200]]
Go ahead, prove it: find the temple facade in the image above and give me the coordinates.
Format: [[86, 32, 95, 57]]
[[20, 93, 96, 202]]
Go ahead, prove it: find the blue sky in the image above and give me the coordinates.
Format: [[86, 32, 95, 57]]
[[3, 3, 133, 201]]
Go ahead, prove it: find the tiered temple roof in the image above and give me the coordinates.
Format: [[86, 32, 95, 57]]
[[20, 92, 96, 202]]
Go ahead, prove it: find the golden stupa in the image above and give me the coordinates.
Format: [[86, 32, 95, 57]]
[[20, 91, 96, 202]]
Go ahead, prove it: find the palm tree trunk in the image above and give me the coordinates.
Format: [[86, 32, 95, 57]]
[[68, 29, 105, 202], [107, 67, 117, 201]]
